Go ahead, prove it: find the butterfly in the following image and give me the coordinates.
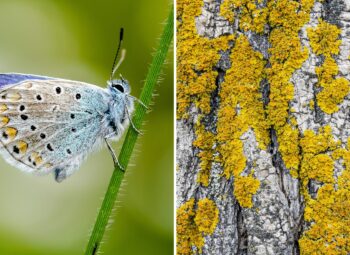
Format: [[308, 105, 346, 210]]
[[0, 28, 143, 182]]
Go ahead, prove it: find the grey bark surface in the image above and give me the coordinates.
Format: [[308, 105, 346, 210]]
[[176, 0, 350, 254]]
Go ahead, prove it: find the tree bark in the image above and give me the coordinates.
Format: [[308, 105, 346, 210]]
[[177, 0, 350, 254]]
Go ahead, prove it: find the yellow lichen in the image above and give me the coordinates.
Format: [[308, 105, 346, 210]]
[[267, 28, 309, 128], [177, 198, 203, 255], [220, 0, 268, 33], [194, 198, 220, 234], [216, 34, 267, 206], [315, 57, 339, 84], [277, 123, 300, 176], [309, 99, 315, 110], [193, 121, 215, 186], [317, 77, 350, 114], [307, 19, 342, 57], [307, 20, 349, 114], [220, 0, 236, 22], [234, 174, 260, 208], [298, 125, 350, 254], [178, 0, 350, 253], [176, 198, 219, 255], [187, 0, 314, 208], [299, 125, 339, 192], [240, 6, 268, 33], [268, 0, 313, 30], [220, 138, 246, 179], [177, 0, 233, 118], [299, 138, 350, 254], [299, 183, 350, 254], [177, 0, 234, 187], [304, 154, 334, 183], [266, 0, 314, 177], [300, 126, 337, 154]]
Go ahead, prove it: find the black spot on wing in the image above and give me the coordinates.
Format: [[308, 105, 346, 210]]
[[47, 144, 54, 151], [13, 145, 19, 154]]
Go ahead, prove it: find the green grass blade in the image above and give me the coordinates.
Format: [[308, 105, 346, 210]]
[[84, 5, 173, 255]]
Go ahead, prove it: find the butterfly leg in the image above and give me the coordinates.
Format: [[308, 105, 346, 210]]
[[105, 138, 124, 172], [125, 107, 143, 135], [126, 94, 149, 110]]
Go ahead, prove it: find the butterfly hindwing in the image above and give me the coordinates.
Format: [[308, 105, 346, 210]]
[[0, 75, 109, 177], [0, 73, 53, 88]]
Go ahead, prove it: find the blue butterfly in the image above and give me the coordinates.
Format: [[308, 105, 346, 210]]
[[0, 29, 143, 182]]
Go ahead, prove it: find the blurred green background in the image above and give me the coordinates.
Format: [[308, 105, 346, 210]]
[[0, 1, 173, 254]]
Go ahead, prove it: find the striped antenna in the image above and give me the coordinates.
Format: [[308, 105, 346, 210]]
[[110, 28, 125, 81]]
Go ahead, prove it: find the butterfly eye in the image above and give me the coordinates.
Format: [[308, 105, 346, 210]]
[[113, 84, 125, 93]]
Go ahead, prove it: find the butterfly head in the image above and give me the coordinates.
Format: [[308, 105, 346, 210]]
[[107, 77, 134, 117], [108, 78, 131, 95]]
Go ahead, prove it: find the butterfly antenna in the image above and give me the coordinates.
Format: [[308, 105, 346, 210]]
[[110, 28, 125, 81]]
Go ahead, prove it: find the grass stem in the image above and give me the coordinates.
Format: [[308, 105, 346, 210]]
[[84, 5, 173, 255]]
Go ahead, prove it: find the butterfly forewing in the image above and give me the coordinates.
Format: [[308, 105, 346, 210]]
[[0, 77, 108, 174]]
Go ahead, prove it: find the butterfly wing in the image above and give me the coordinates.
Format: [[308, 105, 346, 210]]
[[0, 74, 110, 181], [0, 73, 54, 88]]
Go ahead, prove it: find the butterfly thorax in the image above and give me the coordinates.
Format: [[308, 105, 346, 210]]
[[104, 80, 134, 139]]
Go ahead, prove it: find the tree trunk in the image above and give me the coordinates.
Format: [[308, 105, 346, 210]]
[[176, 0, 350, 254]]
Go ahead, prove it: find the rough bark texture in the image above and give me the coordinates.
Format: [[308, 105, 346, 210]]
[[177, 0, 350, 254]]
